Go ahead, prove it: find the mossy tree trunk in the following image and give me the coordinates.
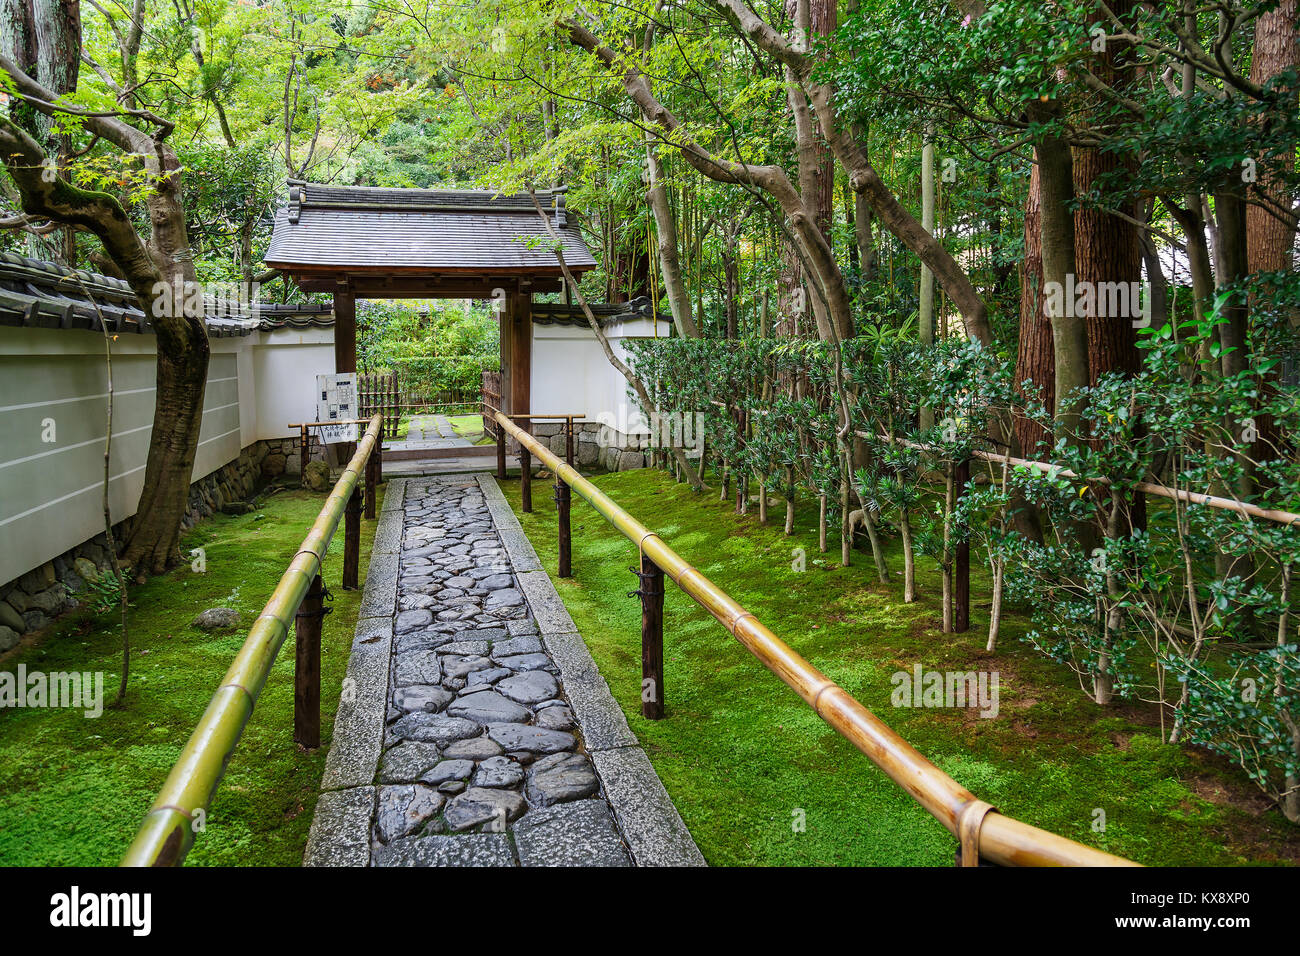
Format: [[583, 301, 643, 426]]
[[0, 52, 209, 577]]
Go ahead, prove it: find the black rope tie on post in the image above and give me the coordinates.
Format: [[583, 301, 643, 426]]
[[297, 581, 334, 622], [627, 564, 662, 599]]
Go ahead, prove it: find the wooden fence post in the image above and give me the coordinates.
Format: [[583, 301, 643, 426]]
[[364, 450, 377, 520], [496, 422, 507, 480], [294, 574, 325, 749], [954, 456, 970, 633], [565, 417, 574, 467], [634, 552, 665, 719], [343, 483, 361, 590], [520, 442, 532, 513], [299, 425, 310, 479], [555, 472, 571, 578], [387, 375, 396, 439]]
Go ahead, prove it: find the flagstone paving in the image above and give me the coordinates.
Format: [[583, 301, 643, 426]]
[[305, 473, 704, 867]]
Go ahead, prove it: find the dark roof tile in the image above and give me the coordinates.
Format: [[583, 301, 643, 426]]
[[0, 253, 333, 337], [267, 183, 595, 274]]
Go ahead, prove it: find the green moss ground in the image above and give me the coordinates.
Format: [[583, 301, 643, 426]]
[[502, 468, 1300, 866], [0, 485, 382, 867], [447, 413, 495, 445]]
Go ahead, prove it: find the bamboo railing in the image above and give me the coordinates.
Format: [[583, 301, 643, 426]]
[[120, 414, 384, 867], [495, 410, 1136, 867], [861, 431, 1300, 528]]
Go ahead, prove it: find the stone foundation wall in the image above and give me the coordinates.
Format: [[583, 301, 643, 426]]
[[0, 434, 327, 653], [529, 421, 647, 472], [260, 434, 327, 481]]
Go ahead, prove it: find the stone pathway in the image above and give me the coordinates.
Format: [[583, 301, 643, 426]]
[[305, 474, 704, 867], [397, 416, 475, 452]]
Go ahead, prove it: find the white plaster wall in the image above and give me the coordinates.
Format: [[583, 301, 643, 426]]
[[0, 327, 250, 585], [251, 326, 335, 440], [531, 315, 668, 438]]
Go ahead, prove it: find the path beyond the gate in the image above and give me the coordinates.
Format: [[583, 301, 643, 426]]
[[304, 474, 704, 867]]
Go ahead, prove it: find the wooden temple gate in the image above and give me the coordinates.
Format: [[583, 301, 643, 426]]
[[264, 182, 596, 440]]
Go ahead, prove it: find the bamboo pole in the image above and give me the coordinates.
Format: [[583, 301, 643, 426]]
[[496, 412, 1135, 867], [861, 432, 1300, 527], [121, 415, 383, 867]]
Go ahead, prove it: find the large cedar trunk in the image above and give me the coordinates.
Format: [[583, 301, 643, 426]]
[[723, 226, 740, 339], [775, 235, 803, 337], [1015, 163, 1054, 456], [1246, 0, 1298, 468], [1073, 0, 1141, 384], [1247, 0, 1299, 276], [0, 0, 80, 148], [1073, 149, 1141, 380], [1011, 164, 1053, 544], [0, 0, 81, 264]]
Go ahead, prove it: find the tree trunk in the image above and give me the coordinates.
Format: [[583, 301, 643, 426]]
[[900, 511, 915, 603], [941, 462, 954, 632], [125, 343, 210, 574], [1213, 186, 1252, 495], [1015, 163, 1055, 454], [1035, 130, 1088, 442], [818, 492, 827, 553], [1, 0, 80, 265], [1246, 0, 1298, 469], [723, 224, 740, 339], [987, 561, 1003, 652], [1247, 0, 1299, 276], [785, 468, 796, 534], [123, 147, 208, 575], [644, 135, 700, 338], [919, 131, 936, 432], [1073, 150, 1141, 383], [1073, 0, 1142, 385]]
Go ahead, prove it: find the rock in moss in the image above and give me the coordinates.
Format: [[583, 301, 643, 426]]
[[0, 601, 24, 634], [193, 607, 240, 632], [302, 460, 332, 492], [73, 557, 100, 584]]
